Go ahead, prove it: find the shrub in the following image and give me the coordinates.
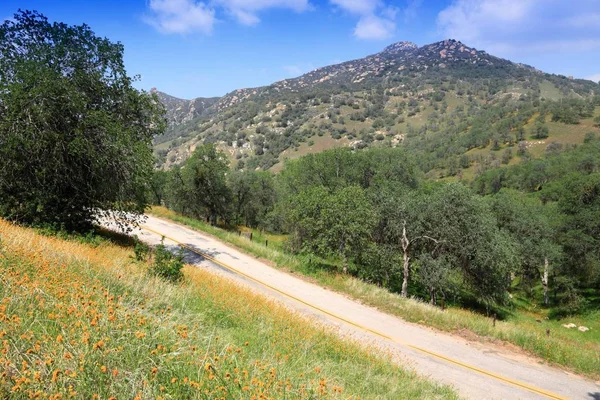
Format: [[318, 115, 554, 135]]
[[133, 236, 150, 261], [150, 238, 184, 282]]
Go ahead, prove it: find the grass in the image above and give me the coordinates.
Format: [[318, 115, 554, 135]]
[[273, 134, 350, 173], [0, 219, 457, 399], [149, 206, 600, 380]]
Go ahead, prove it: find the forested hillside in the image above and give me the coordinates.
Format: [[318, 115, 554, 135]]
[[154, 39, 600, 177], [153, 135, 600, 318]]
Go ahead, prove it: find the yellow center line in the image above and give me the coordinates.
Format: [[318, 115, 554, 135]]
[[141, 222, 568, 400]]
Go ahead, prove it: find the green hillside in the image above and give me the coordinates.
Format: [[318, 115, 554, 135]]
[[153, 40, 599, 176]]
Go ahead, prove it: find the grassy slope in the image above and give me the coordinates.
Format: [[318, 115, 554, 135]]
[[0, 219, 456, 399], [149, 206, 600, 380]]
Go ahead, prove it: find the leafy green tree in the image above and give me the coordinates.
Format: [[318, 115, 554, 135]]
[[556, 173, 600, 288], [414, 254, 454, 305], [378, 188, 441, 298], [229, 170, 276, 228], [321, 186, 375, 272], [287, 186, 374, 272], [415, 184, 518, 306], [177, 144, 232, 224], [487, 189, 561, 303], [531, 122, 549, 139], [149, 170, 169, 206], [0, 11, 165, 230]]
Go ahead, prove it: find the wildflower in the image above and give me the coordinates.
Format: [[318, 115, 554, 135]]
[[51, 369, 61, 382], [93, 340, 104, 350], [100, 365, 107, 373]]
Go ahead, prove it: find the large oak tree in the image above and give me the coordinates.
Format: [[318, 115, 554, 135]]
[[0, 11, 165, 230]]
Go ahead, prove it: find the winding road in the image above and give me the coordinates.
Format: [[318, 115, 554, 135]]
[[105, 215, 600, 400]]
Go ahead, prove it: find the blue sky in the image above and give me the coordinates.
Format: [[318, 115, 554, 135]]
[[2, 0, 600, 99]]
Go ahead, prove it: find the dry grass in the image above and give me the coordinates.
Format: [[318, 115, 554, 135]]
[[0, 219, 457, 399]]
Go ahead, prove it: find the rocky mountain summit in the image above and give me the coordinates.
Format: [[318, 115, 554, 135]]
[[158, 39, 524, 128], [210, 39, 510, 112], [153, 39, 598, 171]]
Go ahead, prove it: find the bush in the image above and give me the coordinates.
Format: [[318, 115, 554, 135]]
[[150, 238, 184, 282], [133, 236, 150, 261]]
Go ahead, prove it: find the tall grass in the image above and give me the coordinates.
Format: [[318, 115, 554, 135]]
[[150, 206, 600, 380], [0, 219, 457, 399]]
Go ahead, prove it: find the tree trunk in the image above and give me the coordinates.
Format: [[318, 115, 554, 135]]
[[430, 288, 436, 305], [340, 238, 347, 274], [401, 222, 410, 298], [542, 257, 549, 306]]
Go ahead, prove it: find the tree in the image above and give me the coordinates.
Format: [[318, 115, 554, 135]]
[[0, 11, 165, 230], [322, 186, 375, 273], [556, 173, 600, 288], [487, 189, 561, 304], [531, 122, 549, 139], [177, 144, 232, 224], [149, 170, 169, 206], [381, 189, 438, 298], [229, 170, 276, 228], [286, 186, 374, 272], [415, 183, 519, 307]]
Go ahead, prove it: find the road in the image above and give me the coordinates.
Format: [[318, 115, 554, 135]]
[[105, 215, 600, 400]]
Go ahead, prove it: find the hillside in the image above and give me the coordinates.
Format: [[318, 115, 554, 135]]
[[153, 39, 600, 175], [0, 219, 456, 398]]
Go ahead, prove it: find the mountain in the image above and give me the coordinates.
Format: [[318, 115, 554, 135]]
[[153, 39, 600, 175], [151, 88, 219, 126]]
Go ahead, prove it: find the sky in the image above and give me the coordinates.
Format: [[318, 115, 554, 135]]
[[2, 0, 600, 99]]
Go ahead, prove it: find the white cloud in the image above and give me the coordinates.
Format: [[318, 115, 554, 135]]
[[330, 0, 380, 15], [354, 15, 394, 39], [217, 0, 310, 26], [402, 0, 421, 22], [145, 0, 216, 34], [586, 73, 600, 83], [437, 0, 600, 56], [329, 0, 397, 40], [145, 0, 309, 33]]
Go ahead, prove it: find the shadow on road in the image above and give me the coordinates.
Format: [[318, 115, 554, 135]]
[[588, 393, 600, 400]]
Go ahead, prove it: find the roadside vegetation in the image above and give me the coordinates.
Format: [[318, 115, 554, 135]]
[[149, 206, 600, 380], [150, 136, 600, 379], [0, 219, 457, 399]]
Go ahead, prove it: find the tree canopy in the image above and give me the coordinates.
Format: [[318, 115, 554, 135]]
[[0, 10, 165, 230]]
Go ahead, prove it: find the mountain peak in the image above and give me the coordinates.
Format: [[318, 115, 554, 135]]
[[380, 41, 418, 55]]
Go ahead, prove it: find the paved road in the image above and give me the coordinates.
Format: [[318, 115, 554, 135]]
[[106, 215, 600, 400]]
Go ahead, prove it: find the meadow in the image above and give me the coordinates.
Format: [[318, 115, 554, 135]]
[[150, 206, 600, 380], [0, 219, 457, 399]]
